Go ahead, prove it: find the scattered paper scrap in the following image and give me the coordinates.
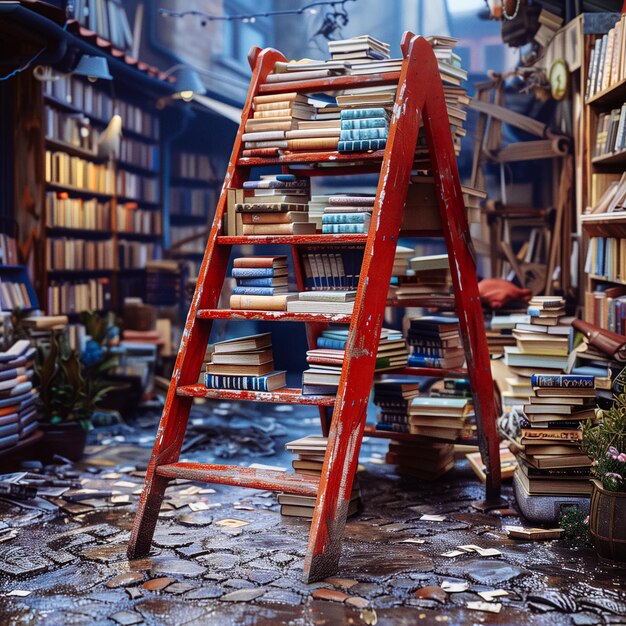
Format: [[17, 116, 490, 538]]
[[441, 581, 469, 593], [5, 590, 31, 597], [441, 550, 465, 558], [110, 495, 130, 504], [215, 518, 249, 528], [178, 486, 203, 496], [420, 514, 446, 522], [198, 488, 216, 494], [399, 538, 426, 544], [100, 472, 122, 480], [505, 526, 563, 540], [234, 505, 255, 511], [467, 601, 502, 613], [113, 481, 136, 488], [458, 545, 502, 557], [477, 589, 509, 602], [188, 501, 210, 512]]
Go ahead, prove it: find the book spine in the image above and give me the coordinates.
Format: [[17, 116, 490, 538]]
[[339, 128, 389, 140], [286, 137, 339, 151], [340, 108, 389, 120], [241, 148, 281, 157], [242, 223, 298, 235], [232, 286, 283, 296], [205, 373, 269, 391], [338, 138, 387, 152], [236, 277, 282, 287], [231, 267, 276, 277], [242, 180, 309, 189], [236, 203, 307, 213], [322, 223, 368, 233], [321, 213, 369, 224], [230, 294, 288, 311], [530, 374, 595, 388], [340, 117, 389, 130], [244, 140, 289, 149], [407, 354, 444, 368], [317, 337, 347, 350]]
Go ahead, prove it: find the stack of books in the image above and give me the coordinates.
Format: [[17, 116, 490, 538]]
[[236, 175, 315, 235], [515, 374, 595, 497], [329, 35, 391, 62], [373, 377, 421, 433], [230, 256, 295, 311], [321, 194, 375, 234], [278, 435, 361, 518], [386, 440, 455, 480], [307, 195, 330, 230], [303, 328, 408, 395], [406, 316, 465, 369], [504, 297, 572, 377], [286, 290, 355, 315], [430, 377, 472, 399], [338, 107, 390, 153], [408, 396, 474, 441], [392, 253, 452, 301], [0, 339, 39, 450], [241, 93, 320, 157], [146, 259, 180, 307], [487, 312, 527, 357], [391, 246, 415, 277], [204, 333, 286, 392], [301, 246, 363, 291]]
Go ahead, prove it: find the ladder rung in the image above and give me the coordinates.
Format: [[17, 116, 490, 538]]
[[197, 309, 352, 324], [258, 71, 402, 95], [155, 462, 319, 496], [177, 384, 336, 406], [238, 150, 386, 167], [217, 235, 368, 246]]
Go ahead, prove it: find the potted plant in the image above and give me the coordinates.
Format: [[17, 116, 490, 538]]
[[36, 314, 118, 461], [582, 393, 626, 564]]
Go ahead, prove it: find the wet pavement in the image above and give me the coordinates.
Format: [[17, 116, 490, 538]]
[[0, 400, 625, 626]]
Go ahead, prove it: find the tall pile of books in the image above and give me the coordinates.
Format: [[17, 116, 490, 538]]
[[406, 316, 465, 369], [236, 175, 315, 235], [204, 333, 286, 392], [303, 328, 408, 395], [408, 396, 474, 441], [329, 35, 390, 62], [338, 107, 390, 153], [373, 377, 421, 434], [230, 255, 294, 312], [321, 194, 375, 234], [504, 296, 572, 377], [0, 339, 39, 450], [278, 435, 361, 518], [386, 440, 455, 480], [515, 374, 595, 498]]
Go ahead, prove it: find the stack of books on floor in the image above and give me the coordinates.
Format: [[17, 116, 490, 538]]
[[515, 373, 595, 497], [286, 290, 355, 314], [373, 376, 421, 433], [279, 435, 361, 518], [409, 396, 474, 441], [406, 316, 465, 369], [504, 297, 572, 378], [230, 256, 295, 311], [303, 328, 408, 395], [236, 175, 315, 235], [321, 194, 375, 234], [242, 94, 322, 157], [204, 333, 286, 392], [429, 377, 472, 399], [392, 253, 452, 302], [486, 312, 527, 356], [386, 440, 455, 480], [0, 339, 39, 450]]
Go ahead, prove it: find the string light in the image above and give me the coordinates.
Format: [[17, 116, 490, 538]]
[[159, 0, 357, 27]]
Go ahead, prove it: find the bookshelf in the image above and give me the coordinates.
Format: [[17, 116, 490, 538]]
[[41, 74, 163, 315], [582, 13, 626, 329], [0, 225, 38, 313]]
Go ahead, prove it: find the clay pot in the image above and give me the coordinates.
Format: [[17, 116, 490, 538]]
[[40, 422, 87, 462], [589, 479, 626, 564]]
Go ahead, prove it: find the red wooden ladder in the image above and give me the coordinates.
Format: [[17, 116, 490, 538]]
[[128, 32, 503, 583]]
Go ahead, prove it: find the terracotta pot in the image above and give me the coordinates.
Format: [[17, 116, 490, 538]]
[[40, 422, 87, 462], [589, 479, 626, 564]]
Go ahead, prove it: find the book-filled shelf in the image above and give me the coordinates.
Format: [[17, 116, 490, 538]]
[[0, 227, 38, 313], [41, 74, 163, 315], [583, 14, 626, 330], [129, 33, 501, 583]]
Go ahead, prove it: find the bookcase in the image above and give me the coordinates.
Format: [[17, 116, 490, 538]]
[[41, 74, 163, 315], [0, 222, 38, 313], [580, 13, 626, 330]]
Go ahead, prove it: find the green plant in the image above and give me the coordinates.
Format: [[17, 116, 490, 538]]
[[559, 507, 590, 545], [582, 393, 626, 493]]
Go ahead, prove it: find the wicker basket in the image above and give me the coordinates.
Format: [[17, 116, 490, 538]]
[[589, 479, 626, 564]]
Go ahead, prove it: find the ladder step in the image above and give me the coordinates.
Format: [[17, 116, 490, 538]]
[[217, 235, 367, 246], [258, 71, 401, 95], [238, 151, 386, 167], [177, 384, 336, 406], [197, 309, 352, 324], [155, 462, 319, 496]]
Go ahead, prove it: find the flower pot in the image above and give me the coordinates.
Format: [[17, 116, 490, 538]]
[[589, 479, 626, 564], [40, 422, 87, 462]]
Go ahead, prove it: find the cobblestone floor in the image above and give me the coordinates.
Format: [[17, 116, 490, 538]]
[[0, 400, 625, 626]]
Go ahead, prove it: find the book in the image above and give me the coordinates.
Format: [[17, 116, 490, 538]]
[[338, 138, 387, 152], [231, 267, 288, 278], [286, 300, 354, 314], [213, 333, 272, 354], [241, 223, 316, 235], [242, 212, 310, 225], [205, 371, 286, 392], [211, 348, 274, 365], [297, 291, 356, 302], [229, 294, 297, 311], [236, 203, 309, 213], [232, 286, 288, 296], [205, 361, 275, 376], [530, 374, 595, 388], [233, 256, 287, 269]]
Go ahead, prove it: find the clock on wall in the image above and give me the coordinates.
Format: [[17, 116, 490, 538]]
[[549, 58, 569, 101]]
